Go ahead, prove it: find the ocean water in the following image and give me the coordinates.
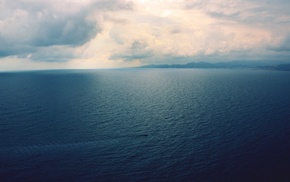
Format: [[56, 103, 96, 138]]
[[0, 69, 290, 182]]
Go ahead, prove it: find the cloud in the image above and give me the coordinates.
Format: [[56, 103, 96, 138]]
[[30, 13, 98, 47], [97, 0, 281, 64], [0, 0, 132, 60], [269, 35, 290, 52], [0, 0, 290, 70], [109, 40, 153, 61]]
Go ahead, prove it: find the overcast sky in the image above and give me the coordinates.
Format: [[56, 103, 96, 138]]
[[0, 0, 290, 70]]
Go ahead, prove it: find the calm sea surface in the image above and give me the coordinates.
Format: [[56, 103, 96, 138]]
[[1, 69, 290, 181]]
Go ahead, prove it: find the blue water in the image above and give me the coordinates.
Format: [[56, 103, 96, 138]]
[[1, 69, 290, 181]]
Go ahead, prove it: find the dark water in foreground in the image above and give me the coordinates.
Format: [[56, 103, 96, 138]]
[[1, 69, 290, 182]]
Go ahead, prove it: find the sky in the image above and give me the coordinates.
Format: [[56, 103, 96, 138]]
[[0, 0, 290, 70]]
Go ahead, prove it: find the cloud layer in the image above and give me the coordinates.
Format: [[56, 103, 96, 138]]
[[0, 0, 290, 70]]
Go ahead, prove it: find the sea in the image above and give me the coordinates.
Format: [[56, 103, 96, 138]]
[[0, 69, 290, 182]]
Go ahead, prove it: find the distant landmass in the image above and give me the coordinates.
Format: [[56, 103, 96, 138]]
[[138, 61, 290, 71]]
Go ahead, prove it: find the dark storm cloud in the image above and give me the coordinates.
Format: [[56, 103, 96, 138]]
[[0, 0, 132, 60], [0, 35, 35, 57], [30, 14, 99, 47]]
